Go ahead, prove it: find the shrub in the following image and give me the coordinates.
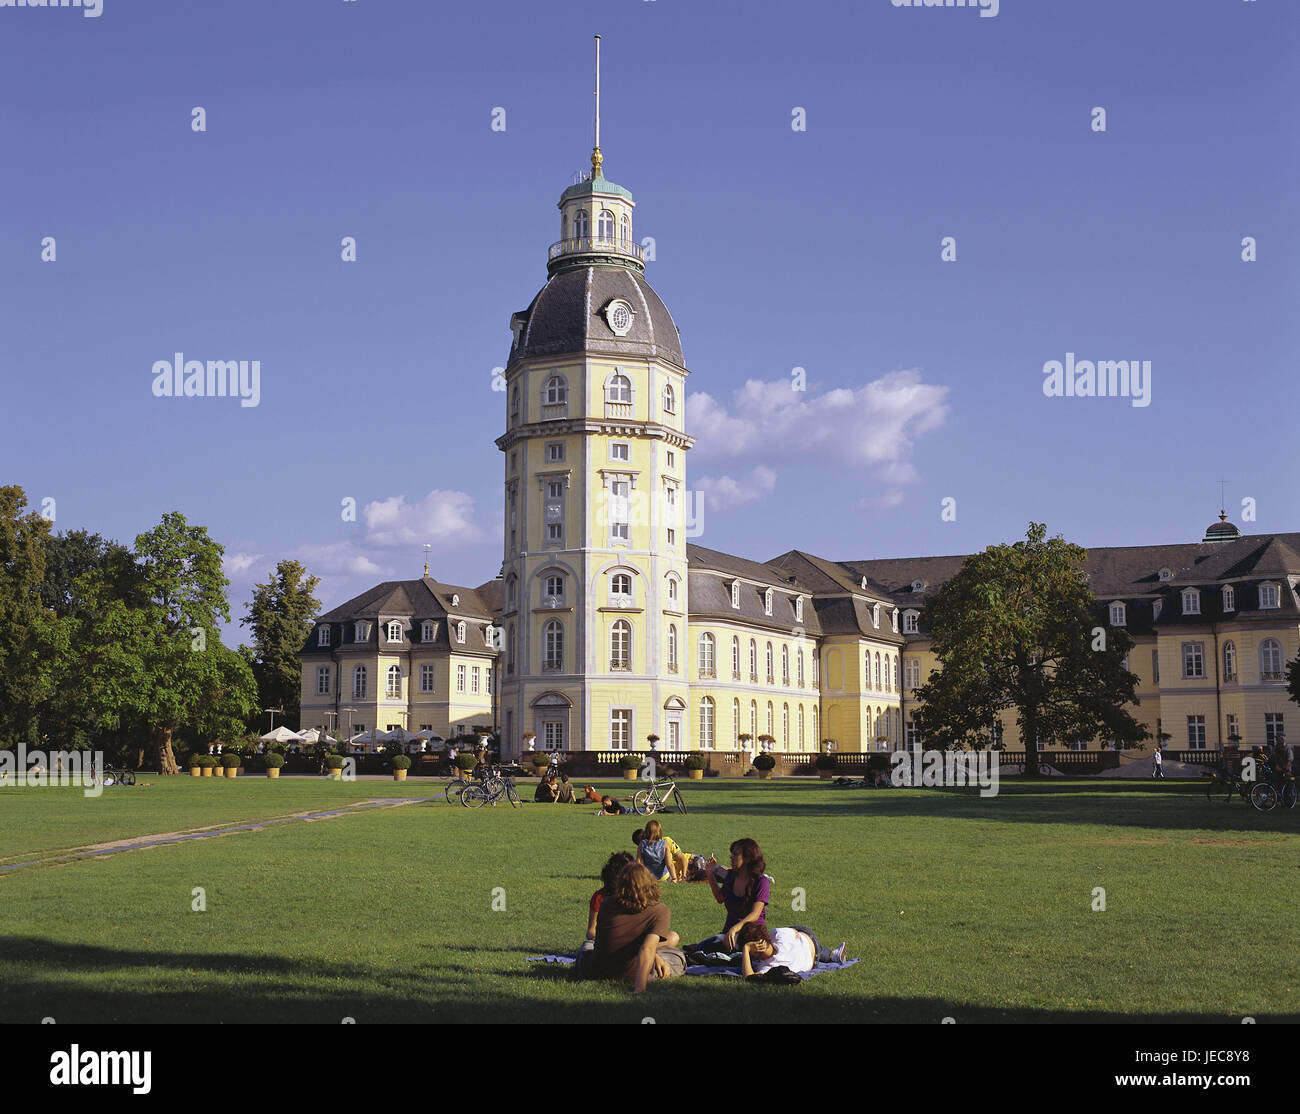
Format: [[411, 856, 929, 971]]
[[264, 753, 285, 769], [814, 754, 836, 770], [618, 754, 642, 771], [325, 754, 344, 770], [455, 753, 479, 772], [531, 754, 552, 768], [752, 753, 776, 771], [390, 754, 412, 770], [220, 753, 241, 768], [197, 755, 218, 769], [683, 753, 707, 770]]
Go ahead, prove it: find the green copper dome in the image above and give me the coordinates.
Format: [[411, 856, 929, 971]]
[[559, 176, 633, 203]]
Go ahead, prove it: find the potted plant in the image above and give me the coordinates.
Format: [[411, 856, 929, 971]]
[[646, 733, 660, 748], [264, 752, 285, 779], [683, 753, 707, 780], [220, 752, 241, 778], [752, 752, 777, 780], [737, 733, 753, 750], [619, 754, 642, 780], [814, 753, 836, 779], [325, 753, 344, 780], [531, 753, 552, 776], [199, 755, 217, 778], [188, 755, 203, 777], [455, 752, 479, 774], [391, 754, 411, 781]]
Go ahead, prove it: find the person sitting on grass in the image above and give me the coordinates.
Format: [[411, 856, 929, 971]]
[[737, 922, 846, 977], [555, 774, 577, 804], [686, 837, 771, 958], [586, 851, 634, 941], [583, 784, 602, 804], [534, 773, 559, 803], [636, 820, 689, 883], [589, 862, 687, 993]]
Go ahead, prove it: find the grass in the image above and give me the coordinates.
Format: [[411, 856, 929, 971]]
[[0, 775, 1297, 1023]]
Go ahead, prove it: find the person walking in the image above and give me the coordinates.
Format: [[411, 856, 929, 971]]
[[1152, 745, 1164, 779]]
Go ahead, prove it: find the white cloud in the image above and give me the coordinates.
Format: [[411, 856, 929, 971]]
[[362, 489, 484, 547], [695, 466, 777, 513], [686, 370, 949, 478], [225, 552, 263, 576]]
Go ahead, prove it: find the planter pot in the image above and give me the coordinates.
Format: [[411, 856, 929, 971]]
[[189, 767, 201, 777], [393, 769, 407, 781], [688, 769, 704, 779], [329, 769, 342, 780], [818, 770, 833, 779], [224, 767, 238, 778], [267, 768, 280, 779], [622, 769, 638, 780], [758, 770, 774, 780], [201, 767, 214, 778]]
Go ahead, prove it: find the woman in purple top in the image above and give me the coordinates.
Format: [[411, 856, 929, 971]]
[[686, 837, 770, 956]]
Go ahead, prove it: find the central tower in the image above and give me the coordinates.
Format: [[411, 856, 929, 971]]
[[495, 38, 694, 757]]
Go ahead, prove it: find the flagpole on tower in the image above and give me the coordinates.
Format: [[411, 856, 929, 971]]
[[591, 35, 603, 180]]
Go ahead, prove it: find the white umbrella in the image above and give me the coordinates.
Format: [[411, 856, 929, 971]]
[[259, 726, 304, 744], [298, 728, 337, 746]]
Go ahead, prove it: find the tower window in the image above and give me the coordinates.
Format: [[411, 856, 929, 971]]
[[620, 213, 630, 245], [597, 209, 615, 241], [663, 383, 676, 415], [606, 374, 632, 404], [611, 572, 633, 600], [543, 375, 567, 406], [546, 441, 565, 462], [574, 209, 589, 239]]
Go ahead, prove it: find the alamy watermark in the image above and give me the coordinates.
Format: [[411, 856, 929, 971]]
[[152, 353, 260, 408], [890, 0, 999, 19], [0, 745, 104, 798], [890, 747, 1000, 797], [1042, 353, 1151, 408], [1, 0, 102, 17]]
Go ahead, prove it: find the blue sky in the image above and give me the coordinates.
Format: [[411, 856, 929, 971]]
[[2, 0, 1296, 643]]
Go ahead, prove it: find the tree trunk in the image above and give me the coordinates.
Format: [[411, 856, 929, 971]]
[[1023, 710, 1040, 778], [153, 723, 180, 775]]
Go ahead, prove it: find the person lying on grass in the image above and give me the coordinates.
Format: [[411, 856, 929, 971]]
[[597, 794, 634, 815], [590, 862, 687, 993], [737, 922, 847, 977], [636, 820, 690, 884]]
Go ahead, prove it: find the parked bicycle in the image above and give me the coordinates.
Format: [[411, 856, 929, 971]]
[[633, 776, 687, 816], [1202, 767, 1250, 804], [102, 766, 136, 786], [461, 768, 520, 809]]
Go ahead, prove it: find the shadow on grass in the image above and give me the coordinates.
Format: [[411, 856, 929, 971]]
[[2, 935, 1294, 1025]]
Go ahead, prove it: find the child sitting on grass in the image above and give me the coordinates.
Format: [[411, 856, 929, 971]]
[[635, 820, 690, 883]]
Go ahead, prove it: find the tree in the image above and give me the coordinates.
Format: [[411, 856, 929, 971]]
[[0, 487, 60, 745], [911, 523, 1148, 774], [77, 512, 257, 773], [240, 559, 321, 727], [1287, 650, 1300, 710]]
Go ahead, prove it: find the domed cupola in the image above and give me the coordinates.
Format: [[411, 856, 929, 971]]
[[1202, 511, 1241, 543]]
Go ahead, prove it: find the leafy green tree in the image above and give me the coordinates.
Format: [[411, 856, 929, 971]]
[[911, 523, 1148, 774], [0, 487, 61, 745], [240, 559, 321, 727], [76, 512, 257, 773], [1286, 650, 1300, 710]]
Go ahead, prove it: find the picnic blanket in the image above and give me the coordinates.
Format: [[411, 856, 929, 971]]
[[526, 954, 858, 980]]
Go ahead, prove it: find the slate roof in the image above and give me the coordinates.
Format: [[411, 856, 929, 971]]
[[509, 265, 684, 368], [303, 577, 497, 656], [686, 543, 822, 636]]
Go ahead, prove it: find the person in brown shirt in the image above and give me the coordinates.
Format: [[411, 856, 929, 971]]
[[591, 863, 687, 992]]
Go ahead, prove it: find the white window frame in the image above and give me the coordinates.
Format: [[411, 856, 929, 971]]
[[317, 626, 331, 647], [903, 610, 919, 634], [1259, 638, 1284, 681], [386, 665, 402, 699], [1182, 641, 1204, 679], [1259, 583, 1280, 609], [419, 664, 435, 693], [316, 666, 330, 696], [456, 664, 466, 693], [1222, 585, 1235, 613], [610, 708, 633, 750], [1181, 588, 1200, 616], [1108, 602, 1126, 627]]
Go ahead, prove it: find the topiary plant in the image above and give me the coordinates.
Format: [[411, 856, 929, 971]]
[[814, 754, 836, 770], [390, 754, 412, 770], [683, 753, 707, 770], [264, 753, 285, 769], [220, 753, 241, 768], [752, 753, 776, 771], [618, 754, 642, 771]]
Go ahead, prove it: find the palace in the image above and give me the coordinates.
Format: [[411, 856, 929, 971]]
[[298, 59, 1298, 762]]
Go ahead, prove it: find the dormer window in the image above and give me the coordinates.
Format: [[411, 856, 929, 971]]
[[903, 610, 919, 634], [456, 621, 466, 643], [891, 608, 900, 633], [1153, 600, 1163, 621], [794, 597, 803, 622], [1222, 585, 1235, 613], [451, 594, 460, 607], [1158, 567, 1172, 583], [764, 588, 773, 616], [483, 624, 495, 647], [871, 604, 880, 629], [317, 626, 331, 647], [731, 582, 741, 609], [1109, 602, 1126, 627], [1181, 588, 1200, 616], [421, 620, 436, 642], [387, 621, 403, 642], [1259, 583, 1280, 609], [354, 621, 369, 643]]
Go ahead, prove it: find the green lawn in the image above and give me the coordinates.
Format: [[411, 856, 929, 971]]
[[1, 776, 1297, 1024]]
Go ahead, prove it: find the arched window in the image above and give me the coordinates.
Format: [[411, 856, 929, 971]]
[[611, 572, 633, 600], [543, 620, 564, 670], [749, 639, 758, 681], [895, 656, 902, 690], [506, 623, 515, 673], [812, 705, 818, 743], [620, 213, 630, 245], [456, 621, 466, 643], [875, 652, 882, 690], [667, 624, 678, 672], [732, 635, 741, 678], [666, 574, 679, 604], [1223, 641, 1237, 681], [607, 374, 631, 404], [574, 209, 589, 239], [811, 653, 818, 686], [750, 701, 757, 739], [700, 697, 715, 750], [698, 632, 716, 678], [781, 645, 790, 686], [764, 588, 774, 616], [510, 385, 519, 417], [663, 383, 676, 415], [884, 654, 892, 692], [353, 665, 367, 699], [798, 705, 805, 747], [766, 702, 774, 737], [597, 209, 615, 241], [732, 698, 741, 744], [782, 704, 789, 749], [543, 375, 567, 406], [765, 642, 774, 683], [1260, 638, 1284, 680], [386, 621, 402, 642], [386, 665, 401, 698], [611, 620, 632, 670], [797, 649, 805, 687], [1222, 585, 1235, 612]]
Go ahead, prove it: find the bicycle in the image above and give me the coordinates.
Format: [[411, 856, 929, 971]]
[[1202, 767, 1248, 804], [461, 769, 520, 809], [443, 760, 495, 804], [633, 776, 687, 816], [102, 766, 136, 786]]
